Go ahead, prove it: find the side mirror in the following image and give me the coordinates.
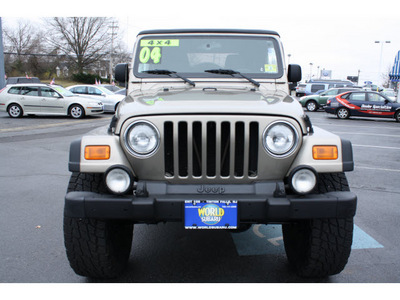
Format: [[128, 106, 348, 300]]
[[115, 63, 129, 85], [288, 64, 302, 83]]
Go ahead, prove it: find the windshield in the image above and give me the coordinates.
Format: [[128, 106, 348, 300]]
[[97, 86, 116, 95], [52, 86, 74, 97], [134, 35, 283, 79], [382, 90, 395, 97]]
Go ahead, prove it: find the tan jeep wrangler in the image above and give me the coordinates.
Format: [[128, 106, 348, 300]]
[[64, 29, 357, 279]]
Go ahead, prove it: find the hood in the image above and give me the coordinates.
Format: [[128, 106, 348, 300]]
[[116, 87, 306, 131]]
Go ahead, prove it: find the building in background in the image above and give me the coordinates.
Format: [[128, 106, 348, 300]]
[[389, 50, 400, 99]]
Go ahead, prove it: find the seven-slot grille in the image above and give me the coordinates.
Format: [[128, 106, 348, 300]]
[[164, 120, 259, 179]]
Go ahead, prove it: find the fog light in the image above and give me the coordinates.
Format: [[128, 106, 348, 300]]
[[105, 167, 132, 194], [290, 168, 317, 194]]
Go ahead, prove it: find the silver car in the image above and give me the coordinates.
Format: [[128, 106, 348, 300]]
[[66, 84, 124, 112], [0, 83, 103, 118]]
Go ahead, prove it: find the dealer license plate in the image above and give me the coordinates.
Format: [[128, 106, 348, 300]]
[[184, 200, 238, 229]]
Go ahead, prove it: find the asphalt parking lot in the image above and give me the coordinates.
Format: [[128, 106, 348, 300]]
[[0, 109, 399, 284]]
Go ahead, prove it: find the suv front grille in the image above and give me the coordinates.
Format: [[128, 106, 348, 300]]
[[164, 120, 259, 179]]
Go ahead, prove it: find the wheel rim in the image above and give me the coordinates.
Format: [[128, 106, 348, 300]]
[[71, 106, 83, 118], [337, 108, 348, 119], [307, 102, 316, 111], [9, 105, 21, 117]]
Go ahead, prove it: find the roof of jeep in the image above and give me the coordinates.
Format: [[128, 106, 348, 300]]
[[137, 29, 280, 37]]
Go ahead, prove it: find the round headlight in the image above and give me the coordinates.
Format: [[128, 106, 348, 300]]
[[290, 167, 317, 194], [105, 167, 132, 194], [263, 121, 298, 156], [125, 121, 160, 156]]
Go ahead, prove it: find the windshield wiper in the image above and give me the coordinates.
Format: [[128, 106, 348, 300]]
[[205, 69, 260, 88], [143, 70, 195, 87]]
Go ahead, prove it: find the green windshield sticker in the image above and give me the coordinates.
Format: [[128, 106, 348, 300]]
[[140, 47, 162, 64], [264, 64, 277, 73], [144, 97, 164, 105], [140, 39, 179, 47], [53, 87, 64, 93]]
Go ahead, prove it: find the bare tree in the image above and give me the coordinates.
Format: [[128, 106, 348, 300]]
[[45, 17, 113, 73], [4, 21, 35, 57], [3, 20, 41, 75]]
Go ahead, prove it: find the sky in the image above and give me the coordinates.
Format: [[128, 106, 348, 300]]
[[2, 0, 400, 86]]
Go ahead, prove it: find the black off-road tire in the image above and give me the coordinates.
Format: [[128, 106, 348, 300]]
[[282, 173, 354, 278], [64, 172, 133, 279]]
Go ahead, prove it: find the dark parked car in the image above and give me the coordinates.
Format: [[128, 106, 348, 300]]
[[6, 77, 41, 85], [98, 84, 122, 93], [325, 90, 400, 121], [299, 87, 360, 112]]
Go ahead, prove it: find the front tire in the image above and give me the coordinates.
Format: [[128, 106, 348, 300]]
[[336, 107, 350, 119], [64, 173, 133, 278], [395, 110, 400, 122], [306, 100, 318, 112], [69, 104, 85, 119], [8, 103, 23, 118], [283, 173, 354, 278]]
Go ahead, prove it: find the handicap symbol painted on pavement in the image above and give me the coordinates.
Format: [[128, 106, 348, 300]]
[[231, 224, 383, 256]]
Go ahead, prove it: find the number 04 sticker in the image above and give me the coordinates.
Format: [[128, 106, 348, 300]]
[[139, 47, 162, 64]]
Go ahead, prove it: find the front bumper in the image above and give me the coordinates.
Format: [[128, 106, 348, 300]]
[[64, 181, 357, 223], [324, 106, 335, 114]]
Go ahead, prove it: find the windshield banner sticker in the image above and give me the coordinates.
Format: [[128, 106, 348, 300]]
[[140, 39, 180, 47], [264, 64, 277, 73], [140, 47, 162, 64]]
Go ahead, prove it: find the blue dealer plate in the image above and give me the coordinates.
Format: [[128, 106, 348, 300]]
[[184, 200, 238, 229]]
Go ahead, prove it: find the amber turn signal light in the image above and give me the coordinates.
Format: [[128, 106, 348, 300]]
[[312, 146, 338, 160], [85, 145, 110, 160]]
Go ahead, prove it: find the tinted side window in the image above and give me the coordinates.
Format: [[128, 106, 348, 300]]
[[6, 79, 17, 84], [311, 84, 325, 93], [40, 87, 59, 98], [325, 89, 338, 95], [369, 93, 386, 102], [70, 86, 87, 94], [20, 86, 39, 96], [8, 87, 21, 94], [348, 93, 366, 101], [88, 87, 103, 95]]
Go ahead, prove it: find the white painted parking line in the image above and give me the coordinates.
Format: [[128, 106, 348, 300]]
[[231, 224, 383, 256], [313, 122, 399, 131], [332, 132, 400, 138], [0, 117, 112, 133], [356, 166, 400, 173], [353, 144, 400, 151]]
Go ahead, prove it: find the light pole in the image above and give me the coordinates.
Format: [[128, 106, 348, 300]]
[[109, 21, 119, 83], [375, 40, 391, 83], [309, 63, 313, 81], [0, 18, 5, 89]]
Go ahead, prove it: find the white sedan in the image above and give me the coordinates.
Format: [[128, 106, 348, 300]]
[[0, 83, 104, 119], [66, 84, 125, 112]]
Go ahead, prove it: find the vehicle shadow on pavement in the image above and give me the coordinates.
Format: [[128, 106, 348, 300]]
[[86, 222, 332, 283]]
